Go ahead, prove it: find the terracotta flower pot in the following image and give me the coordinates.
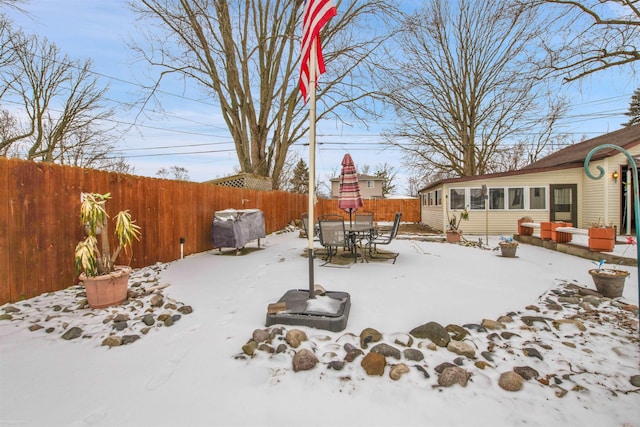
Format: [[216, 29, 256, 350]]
[[588, 227, 615, 252], [80, 266, 131, 309], [588, 268, 629, 298], [446, 230, 461, 244]]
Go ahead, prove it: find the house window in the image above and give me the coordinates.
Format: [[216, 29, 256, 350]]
[[508, 187, 524, 209], [529, 187, 546, 209], [427, 192, 433, 206], [489, 188, 504, 209], [435, 190, 442, 206], [366, 180, 375, 189], [449, 188, 466, 209], [470, 188, 485, 210]]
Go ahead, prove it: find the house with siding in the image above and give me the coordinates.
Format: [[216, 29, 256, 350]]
[[330, 174, 384, 199], [418, 124, 640, 235]]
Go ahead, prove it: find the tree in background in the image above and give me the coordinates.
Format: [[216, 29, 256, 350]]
[[0, 22, 127, 171], [132, 0, 400, 189], [623, 88, 640, 127], [289, 159, 309, 194], [374, 162, 397, 196], [380, 0, 566, 179], [156, 166, 190, 181], [526, 0, 639, 82]]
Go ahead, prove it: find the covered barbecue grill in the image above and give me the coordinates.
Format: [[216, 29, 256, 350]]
[[211, 209, 266, 254]]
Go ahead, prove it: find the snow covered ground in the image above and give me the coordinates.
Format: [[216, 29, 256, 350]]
[[1, 228, 638, 427]]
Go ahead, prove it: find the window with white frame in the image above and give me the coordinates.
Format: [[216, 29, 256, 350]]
[[470, 188, 485, 210], [508, 187, 524, 209], [529, 187, 546, 209], [435, 189, 442, 206], [366, 180, 375, 189], [449, 188, 466, 209], [489, 188, 504, 209]]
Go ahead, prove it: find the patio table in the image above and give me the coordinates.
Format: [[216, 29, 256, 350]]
[[344, 223, 375, 263]]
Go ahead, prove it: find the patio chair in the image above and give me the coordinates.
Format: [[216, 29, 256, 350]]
[[318, 215, 348, 265], [301, 212, 319, 241], [354, 211, 375, 244], [365, 212, 402, 264]]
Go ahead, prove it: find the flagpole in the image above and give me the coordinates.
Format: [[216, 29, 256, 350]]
[[307, 42, 318, 299]]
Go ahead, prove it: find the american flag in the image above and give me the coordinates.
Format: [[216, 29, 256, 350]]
[[299, 0, 337, 103]]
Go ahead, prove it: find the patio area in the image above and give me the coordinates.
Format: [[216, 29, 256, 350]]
[[0, 225, 638, 427]]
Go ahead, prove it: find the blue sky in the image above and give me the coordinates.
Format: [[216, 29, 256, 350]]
[[4, 1, 637, 194]]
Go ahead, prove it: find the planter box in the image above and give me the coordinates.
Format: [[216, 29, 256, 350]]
[[588, 227, 615, 252], [517, 218, 533, 236], [551, 222, 572, 243], [540, 222, 552, 240]]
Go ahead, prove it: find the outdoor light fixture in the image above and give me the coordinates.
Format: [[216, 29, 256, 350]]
[[612, 171, 619, 183]]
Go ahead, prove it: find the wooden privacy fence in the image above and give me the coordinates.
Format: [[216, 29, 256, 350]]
[[0, 158, 419, 304]]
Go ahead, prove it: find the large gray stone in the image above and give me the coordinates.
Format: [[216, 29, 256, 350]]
[[410, 322, 450, 347]]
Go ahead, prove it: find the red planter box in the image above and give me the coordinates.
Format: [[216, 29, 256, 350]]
[[551, 222, 572, 243], [517, 218, 533, 236], [540, 222, 552, 240], [588, 227, 615, 252]]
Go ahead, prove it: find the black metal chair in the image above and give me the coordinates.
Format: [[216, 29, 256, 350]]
[[301, 212, 319, 241], [365, 212, 402, 263], [318, 215, 348, 265]]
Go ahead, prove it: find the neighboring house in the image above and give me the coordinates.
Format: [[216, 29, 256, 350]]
[[418, 124, 640, 235], [330, 174, 384, 199]]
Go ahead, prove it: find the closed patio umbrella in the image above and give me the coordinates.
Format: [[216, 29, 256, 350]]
[[338, 153, 363, 226]]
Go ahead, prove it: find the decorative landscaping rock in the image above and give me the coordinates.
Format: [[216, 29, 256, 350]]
[[242, 340, 258, 356], [121, 335, 140, 345], [434, 362, 457, 374], [438, 366, 469, 387], [481, 319, 505, 330], [286, 329, 308, 348], [410, 321, 450, 347], [389, 363, 410, 380], [514, 366, 539, 380], [523, 347, 544, 361], [359, 328, 382, 349], [447, 340, 475, 358], [499, 371, 524, 391], [403, 348, 424, 361], [344, 348, 364, 362], [370, 343, 401, 360], [61, 327, 82, 340], [630, 375, 640, 387], [445, 324, 469, 341], [391, 333, 413, 347], [361, 352, 386, 376], [252, 329, 271, 343], [292, 349, 318, 372], [102, 335, 122, 347]]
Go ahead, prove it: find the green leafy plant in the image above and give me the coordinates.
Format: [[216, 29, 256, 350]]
[[74, 193, 141, 277], [448, 208, 469, 231]]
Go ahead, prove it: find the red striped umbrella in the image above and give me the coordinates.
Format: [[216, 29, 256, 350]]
[[338, 153, 364, 225]]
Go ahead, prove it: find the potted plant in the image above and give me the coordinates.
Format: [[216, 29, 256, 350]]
[[497, 236, 519, 258], [587, 237, 635, 298], [588, 220, 615, 252], [446, 208, 468, 244], [75, 193, 141, 309]]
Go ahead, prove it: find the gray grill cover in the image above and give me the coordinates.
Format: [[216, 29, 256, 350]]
[[211, 209, 266, 249]]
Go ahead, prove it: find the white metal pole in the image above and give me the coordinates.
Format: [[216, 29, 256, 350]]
[[307, 43, 318, 298]]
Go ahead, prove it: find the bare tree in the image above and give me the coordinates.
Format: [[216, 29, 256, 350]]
[[381, 0, 567, 178], [131, 0, 400, 189], [374, 162, 397, 196], [528, 0, 640, 82], [0, 30, 122, 168], [157, 165, 190, 181]]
